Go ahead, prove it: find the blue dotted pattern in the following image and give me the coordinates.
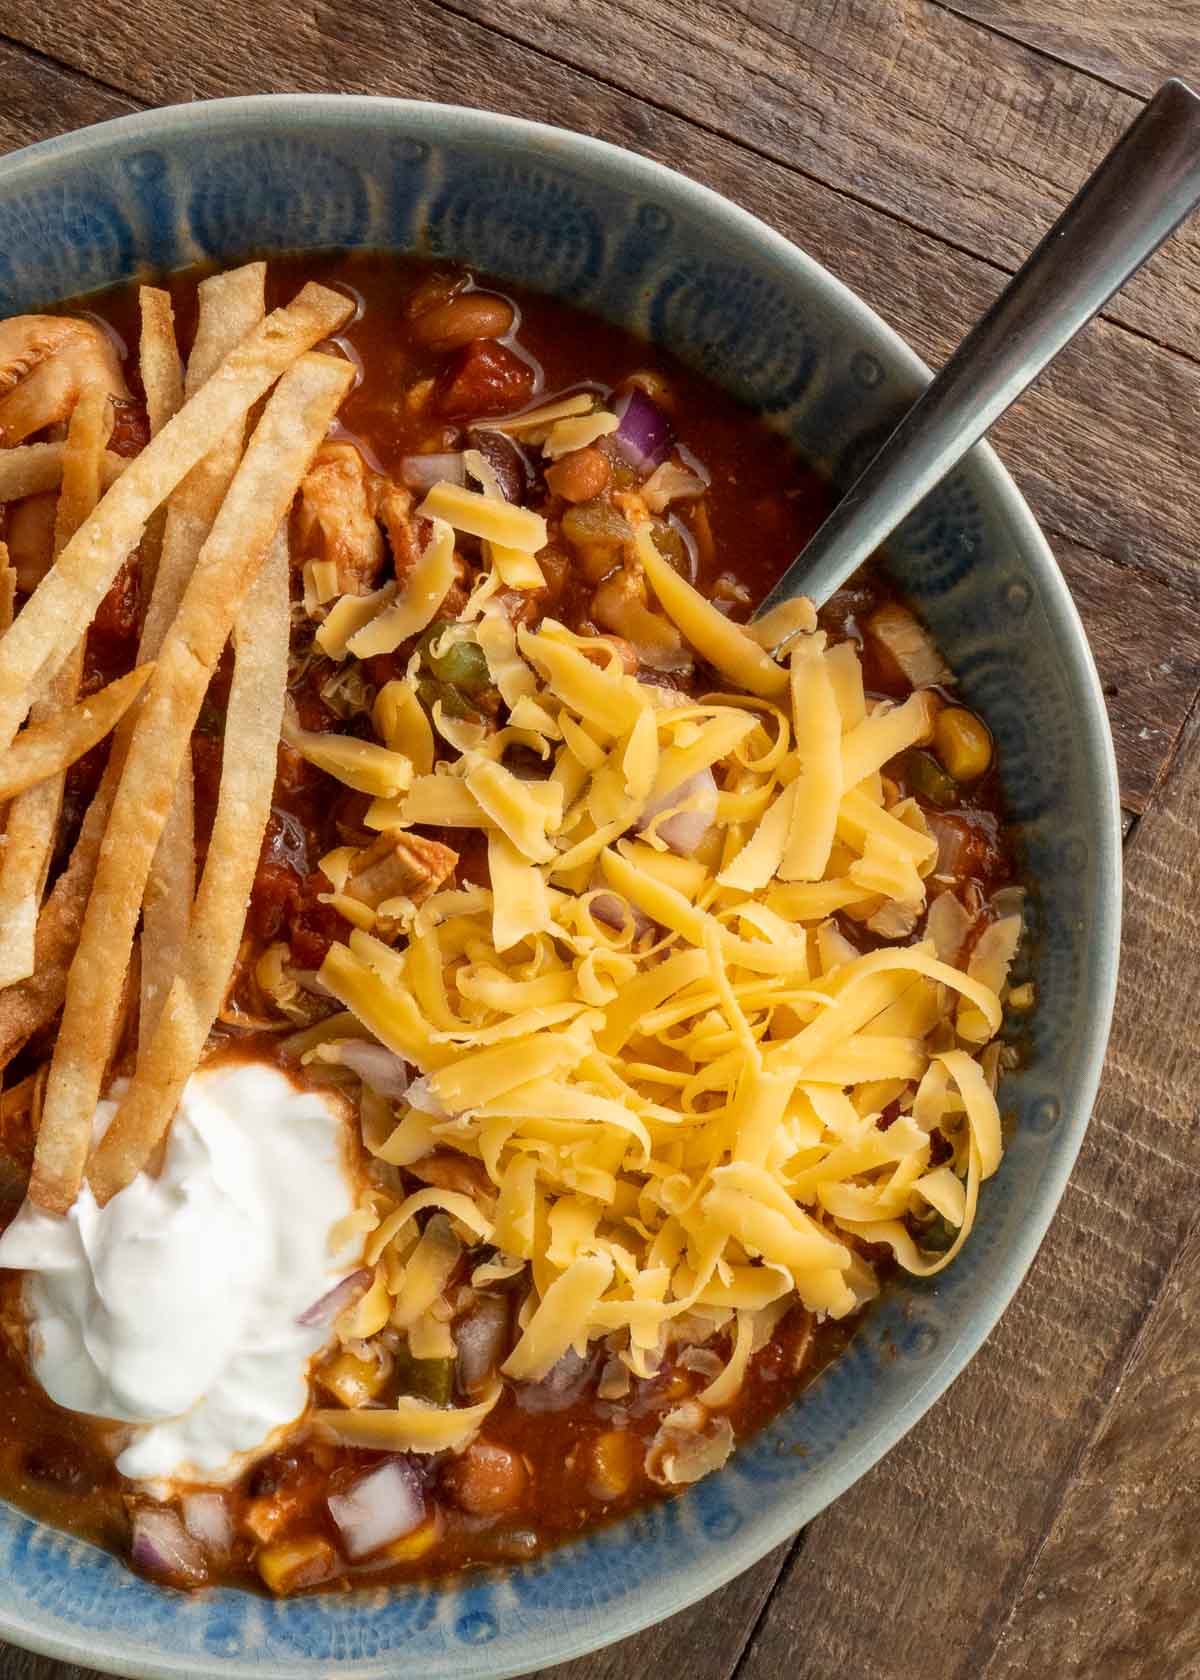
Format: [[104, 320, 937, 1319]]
[[0, 101, 1119, 1680]]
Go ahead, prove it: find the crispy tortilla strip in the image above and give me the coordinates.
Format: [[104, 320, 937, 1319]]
[[137, 286, 185, 605], [0, 280, 352, 754], [0, 442, 124, 503], [139, 288, 184, 438], [0, 269, 268, 1069], [0, 665, 153, 802], [0, 386, 111, 986], [32, 351, 353, 1213], [91, 531, 290, 1203], [139, 264, 265, 1046], [0, 785, 111, 1072], [140, 263, 267, 661]]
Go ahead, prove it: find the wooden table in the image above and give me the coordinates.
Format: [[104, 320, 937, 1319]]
[[2, 5, 1198, 1677]]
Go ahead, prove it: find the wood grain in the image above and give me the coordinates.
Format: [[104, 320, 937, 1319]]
[[0, 11, 1198, 1680], [935, 2, 1193, 98], [432, 0, 1200, 360], [2, 4, 1199, 809], [531, 1548, 788, 1680], [983, 1216, 1200, 1679], [735, 691, 1200, 1680], [0, 37, 136, 153]]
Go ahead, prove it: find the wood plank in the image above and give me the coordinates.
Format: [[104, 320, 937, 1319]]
[[934, 2, 1191, 99], [1052, 536, 1200, 814], [531, 1548, 788, 1680], [981, 1216, 1200, 1678], [0, 37, 137, 153], [3, 1, 1199, 809], [734, 689, 1200, 1680], [429, 0, 1200, 360]]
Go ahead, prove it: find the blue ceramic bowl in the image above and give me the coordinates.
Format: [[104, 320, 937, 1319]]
[[0, 96, 1120, 1680]]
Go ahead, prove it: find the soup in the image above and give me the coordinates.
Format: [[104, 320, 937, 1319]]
[[0, 254, 1019, 1594]]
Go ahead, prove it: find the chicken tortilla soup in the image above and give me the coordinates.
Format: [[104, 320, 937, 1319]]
[[0, 255, 1024, 1594]]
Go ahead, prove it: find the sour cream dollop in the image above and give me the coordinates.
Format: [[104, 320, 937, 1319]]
[[0, 1061, 360, 1483]]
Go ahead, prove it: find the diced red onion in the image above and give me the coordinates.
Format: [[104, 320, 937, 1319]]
[[400, 452, 466, 493], [636, 767, 718, 856], [926, 814, 969, 878], [182, 1491, 233, 1553], [406, 1075, 449, 1117], [991, 885, 1026, 920], [613, 388, 674, 474], [297, 1267, 373, 1329], [467, 427, 528, 503], [335, 1040, 411, 1100], [455, 1292, 511, 1397], [514, 1347, 596, 1414], [925, 890, 972, 965], [130, 1506, 207, 1583], [590, 891, 655, 941], [328, 1458, 425, 1559]]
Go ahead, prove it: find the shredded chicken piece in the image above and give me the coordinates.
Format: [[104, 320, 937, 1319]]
[[593, 562, 692, 674], [343, 831, 458, 910], [295, 442, 386, 596], [376, 483, 423, 582], [0, 315, 128, 445]]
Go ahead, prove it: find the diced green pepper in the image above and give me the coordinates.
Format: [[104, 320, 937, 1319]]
[[394, 1348, 455, 1406], [913, 1211, 958, 1254], [902, 749, 958, 808], [649, 519, 688, 576], [417, 675, 475, 721], [429, 639, 490, 692]]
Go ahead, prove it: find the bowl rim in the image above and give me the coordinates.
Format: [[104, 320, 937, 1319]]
[[0, 92, 1122, 1680]]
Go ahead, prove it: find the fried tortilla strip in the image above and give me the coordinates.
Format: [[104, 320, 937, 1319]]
[[32, 351, 354, 1213], [0, 665, 153, 802], [0, 386, 110, 986], [0, 281, 353, 754], [140, 264, 267, 660], [139, 287, 185, 439], [0, 442, 124, 502], [136, 286, 185, 604], [0, 269, 269, 1068], [90, 531, 290, 1203], [140, 264, 265, 1047], [0, 785, 111, 1072]]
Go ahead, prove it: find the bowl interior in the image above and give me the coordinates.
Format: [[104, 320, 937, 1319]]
[[0, 97, 1120, 1680]]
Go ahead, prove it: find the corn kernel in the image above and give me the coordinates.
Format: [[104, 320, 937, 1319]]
[[257, 1536, 335, 1596], [317, 1348, 385, 1410], [589, 1429, 637, 1502], [384, 1512, 442, 1563], [933, 707, 993, 783], [1006, 981, 1035, 1011]]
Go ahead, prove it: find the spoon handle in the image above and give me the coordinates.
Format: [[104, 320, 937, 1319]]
[[756, 76, 1200, 617]]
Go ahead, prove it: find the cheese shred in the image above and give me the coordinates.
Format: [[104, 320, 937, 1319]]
[[315, 580, 1018, 1433]]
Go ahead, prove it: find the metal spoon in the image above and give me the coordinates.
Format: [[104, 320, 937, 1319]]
[[754, 75, 1200, 620]]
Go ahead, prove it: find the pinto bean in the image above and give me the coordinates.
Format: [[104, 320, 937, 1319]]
[[545, 446, 611, 503], [411, 293, 515, 352], [443, 1442, 528, 1516]]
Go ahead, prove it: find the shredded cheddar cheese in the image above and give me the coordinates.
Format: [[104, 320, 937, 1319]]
[[315, 581, 1021, 1428]]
